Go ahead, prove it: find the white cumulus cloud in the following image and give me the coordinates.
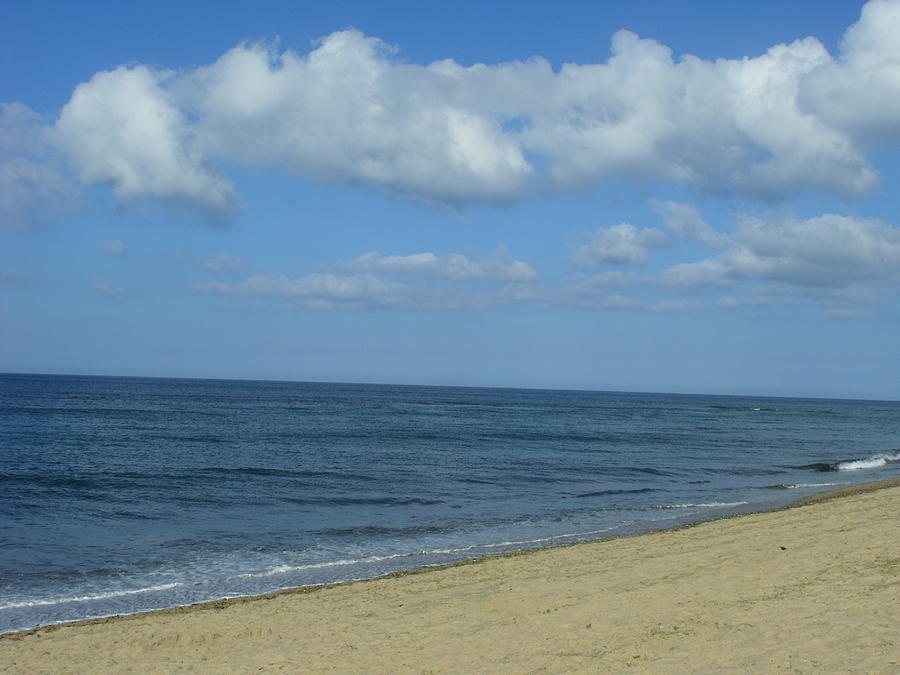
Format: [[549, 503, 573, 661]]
[[799, 0, 900, 144], [179, 33, 533, 206], [56, 66, 235, 217], [9, 0, 894, 222], [572, 223, 670, 266]]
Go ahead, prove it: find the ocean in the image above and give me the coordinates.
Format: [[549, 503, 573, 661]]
[[1, 373, 898, 634]]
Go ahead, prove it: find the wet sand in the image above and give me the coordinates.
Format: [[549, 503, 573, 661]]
[[2, 478, 898, 673]]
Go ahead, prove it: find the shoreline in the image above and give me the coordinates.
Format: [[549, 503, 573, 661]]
[[2, 476, 897, 640], [2, 477, 897, 671]]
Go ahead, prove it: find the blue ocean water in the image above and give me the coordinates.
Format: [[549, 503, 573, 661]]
[[1, 373, 898, 634]]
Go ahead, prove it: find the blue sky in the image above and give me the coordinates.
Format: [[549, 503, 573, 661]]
[[2, 0, 898, 399]]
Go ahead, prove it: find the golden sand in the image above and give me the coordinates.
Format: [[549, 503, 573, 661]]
[[2, 479, 898, 673]]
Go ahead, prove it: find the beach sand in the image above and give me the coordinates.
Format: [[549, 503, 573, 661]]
[[2, 479, 897, 673]]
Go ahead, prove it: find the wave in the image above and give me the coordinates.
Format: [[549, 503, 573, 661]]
[[653, 501, 749, 509], [836, 451, 900, 470], [764, 482, 846, 490], [281, 496, 444, 506], [422, 526, 625, 555], [312, 524, 450, 538], [794, 450, 900, 473], [235, 554, 418, 579], [0, 583, 183, 611], [574, 487, 662, 498], [197, 467, 378, 482], [236, 522, 639, 583]]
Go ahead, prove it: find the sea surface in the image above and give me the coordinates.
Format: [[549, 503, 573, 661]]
[[1, 373, 898, 634]]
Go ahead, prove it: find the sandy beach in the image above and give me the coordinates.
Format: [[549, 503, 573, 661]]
[[2, 478, 897, 673]]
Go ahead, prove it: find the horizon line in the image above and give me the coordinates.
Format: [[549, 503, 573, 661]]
[[1, 370, 897, 404]]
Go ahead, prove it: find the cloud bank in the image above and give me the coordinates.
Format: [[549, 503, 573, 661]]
[[195, 248, 538, 309], [343, 248, 536, 281], [3, 0, 899, 224], [193, 209, 900, 315], [572, 211, 900, 315], [663, 213, 900, 292]]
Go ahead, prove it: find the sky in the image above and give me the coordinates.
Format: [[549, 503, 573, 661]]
[[1, 0, 899, 400]]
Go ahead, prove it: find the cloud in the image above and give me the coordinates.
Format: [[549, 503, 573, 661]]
[[192, 208, 900, 315], [559, 208, 900, 315], [200, 252, 246, 276], [91, 281, 124, 298], [799, 0, 900, 145], [0, 103, 78, 229], [651, 200, 729, 249], [517, 31, 876, 198], [195, 273, 404, 308], [10, 0, 895, 221], [202, 268, 693, 311], [194, 246, 538, 309], [194, 272, 523, 309], [55, 66, 235, 218], [664, 213, 900, 289], [653, 212, 900, 315], [572, 223, 669, 266], [180, 33, 533, 206], [177, 14, 888, 202], [101, 239, 127, 257], [343, 248, 536, 281]]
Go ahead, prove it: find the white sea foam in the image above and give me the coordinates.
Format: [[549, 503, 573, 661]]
[[0, 583, 183, 611], [422, 525, 623, 557], [654, 501, 749, 509], [235, 553, 421, 579], [237, 527, 629, 579], [837, 451, 900, 471]]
